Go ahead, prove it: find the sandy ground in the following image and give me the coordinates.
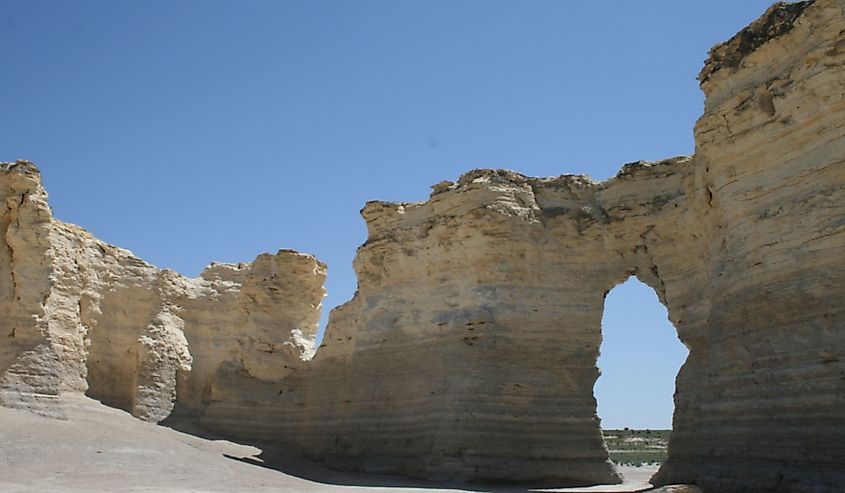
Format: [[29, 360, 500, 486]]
[[0, 396, 659, 493]]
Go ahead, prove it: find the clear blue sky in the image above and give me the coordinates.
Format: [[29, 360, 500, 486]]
[[2, 0, 773, 428]]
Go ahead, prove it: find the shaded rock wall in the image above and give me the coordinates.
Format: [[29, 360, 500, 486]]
[[0, 162, 326, 422]]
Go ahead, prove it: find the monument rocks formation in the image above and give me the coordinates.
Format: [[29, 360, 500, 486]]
[[1, 1, 844, 492], [0, 159, 328, 423]]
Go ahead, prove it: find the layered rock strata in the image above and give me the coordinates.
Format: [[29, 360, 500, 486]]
[[0, 161, 326, 422], [212, 160, 700, 485], [198, 1, 845, 491], [655, 1, 845, 491], [1, 1, 843, 492]]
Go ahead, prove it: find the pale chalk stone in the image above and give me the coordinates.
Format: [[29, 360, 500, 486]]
[[198, 2, 844, 490], [1, 1, 844, 492], [0, 162, 326, 423]]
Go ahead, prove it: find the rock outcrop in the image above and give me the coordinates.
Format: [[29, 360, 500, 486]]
[[655, 1, 845, 491], [1, 1, 843, 492], [220, 160, 701, 485], [0, 161, 326, 422], [196, 1, 845, 491]]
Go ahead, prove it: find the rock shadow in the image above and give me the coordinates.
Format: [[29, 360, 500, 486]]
[[222, 441, 651, 493]]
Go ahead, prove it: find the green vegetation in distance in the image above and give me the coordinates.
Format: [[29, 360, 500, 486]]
[[602, 429, 670, 467]]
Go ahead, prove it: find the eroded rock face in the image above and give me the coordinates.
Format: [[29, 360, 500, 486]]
[[1, 1, 843, 492], [655, 0, 845, 491], [231, 160, 701, 485], [0, 162, 326, 423], [197, 1, 844, 490]]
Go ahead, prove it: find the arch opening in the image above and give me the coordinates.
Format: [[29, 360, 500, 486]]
[[596, 276, 688, 482]]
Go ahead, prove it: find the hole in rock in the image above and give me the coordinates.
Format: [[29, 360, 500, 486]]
[[595, 276, 688, 477]]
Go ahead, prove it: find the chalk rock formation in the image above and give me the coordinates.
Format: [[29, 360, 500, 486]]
[[1, 1, 843, 493], [230, 161, 699, 485], [196, 1, 844, 491], [654, 1, 845, 491], [0, 161, 326, 422]]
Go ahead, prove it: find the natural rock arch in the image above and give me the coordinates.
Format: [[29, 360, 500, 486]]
[[199, 4, 844, 491], [264, 160, 706, 486], [0, 2, 843, 493]]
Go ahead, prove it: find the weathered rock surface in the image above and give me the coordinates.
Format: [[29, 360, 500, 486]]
[[194, 1, 845, 491], [0, 161, 326, 423], [223, 160, 701, 486], [2, 1, 844, 493], [653, 1, 845, 491]]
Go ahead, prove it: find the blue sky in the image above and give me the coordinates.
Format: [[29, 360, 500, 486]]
[[598, 278, 688, 429], [2, 0, 773, 428]]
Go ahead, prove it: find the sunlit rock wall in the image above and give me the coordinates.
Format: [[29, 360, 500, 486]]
[[212, 159, 703, 485], [1, 1, 843, 492], [654, 1, 845, 491], [0, 162, 326, 423], [0, 162, 60, 416], [199, 2, 844, 490]]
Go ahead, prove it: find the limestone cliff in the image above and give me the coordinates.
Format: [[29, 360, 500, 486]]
[[0, 161, 326, 422], [197, 1, 844, 491], [1, 1, 843, 492], [655, 0, 845, 490], [209, 159, 701, 485]]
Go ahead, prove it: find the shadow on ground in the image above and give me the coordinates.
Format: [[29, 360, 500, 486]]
[[160, 416, 652, 493], [161, 407, 656, 493], [224, 448, 654, 493]]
